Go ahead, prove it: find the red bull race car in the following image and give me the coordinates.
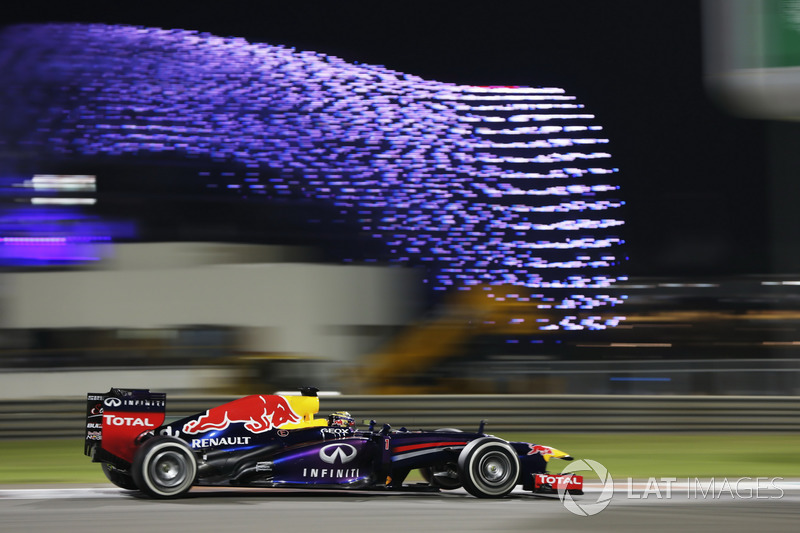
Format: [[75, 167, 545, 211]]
[[85, 387, 582, 499]]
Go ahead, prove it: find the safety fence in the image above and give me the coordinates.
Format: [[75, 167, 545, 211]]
[[2, 394, 799, 439]]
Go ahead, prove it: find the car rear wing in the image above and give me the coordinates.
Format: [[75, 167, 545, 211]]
[[85, 388, 167, 464]]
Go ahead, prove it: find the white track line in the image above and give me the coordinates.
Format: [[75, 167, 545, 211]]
[[1, 481, 799, 500], [0, 488, 128, 500]]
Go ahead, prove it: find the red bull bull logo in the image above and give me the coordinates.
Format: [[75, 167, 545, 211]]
[[528, 444, 555, 456], [183, 395, 301, 435]]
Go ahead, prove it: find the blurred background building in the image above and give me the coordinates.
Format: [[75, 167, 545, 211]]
[[1, 1, 799, 398]]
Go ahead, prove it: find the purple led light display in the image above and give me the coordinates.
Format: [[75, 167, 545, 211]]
[[0, 24, 627, 329]]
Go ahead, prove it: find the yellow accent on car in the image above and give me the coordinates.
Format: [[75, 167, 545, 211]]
[[542, 447, 573, 462], [279, 395, 328, 430]]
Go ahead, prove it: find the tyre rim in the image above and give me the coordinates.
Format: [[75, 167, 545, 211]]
[[150, 450, 187, 488], [478, 451, 511, 486]]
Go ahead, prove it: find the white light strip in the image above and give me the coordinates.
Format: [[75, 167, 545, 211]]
[[30, 174, 96, 192], [31, 198, 97, 205]]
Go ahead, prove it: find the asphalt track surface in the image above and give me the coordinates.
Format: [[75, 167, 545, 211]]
[[2, 484, 799, 533]]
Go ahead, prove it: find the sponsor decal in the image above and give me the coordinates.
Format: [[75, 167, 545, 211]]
[[87, 395, 104, 401], [320, 428, 349, 439], [534, 473, 583, 491], [190, 436, 252, 448], [319, 443, 357, 464], [89, 404, 103, 416], [159, 426, 181, 437], [302, 467, 360, 479], [118, 398, 164, 408], [86, 423, 102, 429], [277, 429, 289, 437], [86, 431, 102, 441], [98, 409, 165, 464], [102, 396, 165, 410], [103, 414, 153, 427], [183, 395, 301, 435]]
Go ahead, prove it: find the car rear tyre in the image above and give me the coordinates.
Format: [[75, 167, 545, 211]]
[[132, 436, 197, 499], [457, 438, 520, 498]]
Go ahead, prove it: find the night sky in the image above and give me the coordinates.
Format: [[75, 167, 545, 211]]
[[2, 1, 771, 277]]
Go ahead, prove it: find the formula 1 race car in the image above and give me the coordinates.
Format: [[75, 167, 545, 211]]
[[84, 387, 582, 499]]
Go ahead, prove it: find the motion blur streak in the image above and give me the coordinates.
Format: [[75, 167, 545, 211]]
[[0, 24, 627, 328]]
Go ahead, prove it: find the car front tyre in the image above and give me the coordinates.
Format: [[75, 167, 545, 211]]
[[458, 438, 520, 498], [132, 436, 197, 499]]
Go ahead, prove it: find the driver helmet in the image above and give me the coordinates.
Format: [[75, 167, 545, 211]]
[[328, 411, 355, 429]]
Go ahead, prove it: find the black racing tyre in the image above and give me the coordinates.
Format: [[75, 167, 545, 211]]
[[457, 438, 520, 498], [101, 463, 138, 490], [132, 436, 197, 499]]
